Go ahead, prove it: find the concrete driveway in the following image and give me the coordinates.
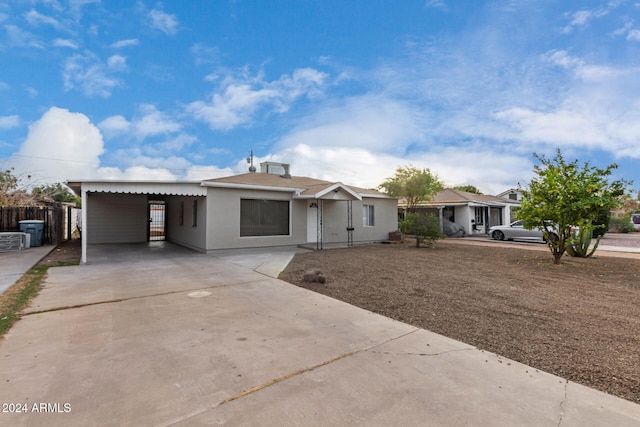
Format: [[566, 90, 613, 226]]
[[1, 243, 639, 426]]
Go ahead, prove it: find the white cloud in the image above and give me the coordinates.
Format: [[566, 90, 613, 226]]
[[612, 21, 633, 37], [97, 115, 131, 138], [276, 95, 424, 154], [8, 107, 194, 183], [494, 107, 608, 147], [11, 107, 104, 182], [259, 143, 528, 195], [4, 24, 44, 48], [188, 67, 329, 130], [562, 9, 608, 34], [69, 0, 100, 9], [132, 104, 181, 139], [184, 165, 234, 181], [0, 115, 20, 129], [425, 0, 447, 10], [53, 38, 78, 49], [543, 50, 628, 81], [96, 166, 177, 181], [107, 54, 127, 71], [24, 9, 62, 29], [63, 51, 124, 97], [628, 29, 640, 41], [148, 8, 178, 35], [110, 38, 139, 48], [25, 87, 38, 98], [99, 105, 182, 141], [110, 147, 191, 172], [191, 43, 219, 65]]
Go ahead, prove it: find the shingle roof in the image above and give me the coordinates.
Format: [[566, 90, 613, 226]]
[[401, 188, 520, 207], [433, 188, 514, 204], [203, 173, 390, 198]]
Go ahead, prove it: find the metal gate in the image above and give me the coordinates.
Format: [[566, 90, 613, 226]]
[[148, 201, 166, 241]]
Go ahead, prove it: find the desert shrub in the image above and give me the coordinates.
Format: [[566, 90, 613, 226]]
[[611, 215, 635, 233], [400, 212, 442, 247], [566, 226, 601, 258]]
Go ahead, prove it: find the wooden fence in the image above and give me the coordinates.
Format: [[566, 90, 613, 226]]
[[0, 205, 66, 245]]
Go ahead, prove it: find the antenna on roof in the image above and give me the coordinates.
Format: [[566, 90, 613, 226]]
[[247, 150, 256, 172]]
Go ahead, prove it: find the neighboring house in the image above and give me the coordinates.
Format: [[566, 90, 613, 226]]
[[399, 188, 520, 237], [67, 162, 398, 263], [496, 188, 524, 202], [496, 188, 524, 221]]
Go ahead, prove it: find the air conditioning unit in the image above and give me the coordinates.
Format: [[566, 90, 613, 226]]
[[0, 232, 29, 251]]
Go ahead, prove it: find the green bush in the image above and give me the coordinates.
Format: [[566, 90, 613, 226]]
[[592, 209, 610, 238], [400, 212, 442, 247], [610, 215, 635, 233]]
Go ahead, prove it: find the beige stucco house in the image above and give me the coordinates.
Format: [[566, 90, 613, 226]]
[[68, 163, 398, 263]]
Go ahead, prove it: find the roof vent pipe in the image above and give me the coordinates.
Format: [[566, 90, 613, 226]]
[[281, 164, 291, 179], [247, 150, 256, 172]]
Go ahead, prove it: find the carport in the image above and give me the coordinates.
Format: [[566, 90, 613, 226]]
[[67, 180, 207, 264]]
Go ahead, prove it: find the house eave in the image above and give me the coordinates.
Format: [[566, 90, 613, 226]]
[[202, 181, 304, 194]]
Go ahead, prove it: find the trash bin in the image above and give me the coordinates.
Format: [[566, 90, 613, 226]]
[[19, 220, 45, 247]]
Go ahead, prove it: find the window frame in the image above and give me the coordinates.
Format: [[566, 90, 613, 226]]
[[363, 204, 375, 227], [240, 199, 291, 237]]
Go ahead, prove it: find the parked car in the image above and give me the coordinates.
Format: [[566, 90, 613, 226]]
[[488, 220, 558, 242]]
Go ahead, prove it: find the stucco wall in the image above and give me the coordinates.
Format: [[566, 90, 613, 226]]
[[205, 187, 307, 250], [86, 193, 148, 244], [166, 196, 207, 252], [204, 187, 398, 250], [316, 198, 398, 244], [455, 206, 471, 235]]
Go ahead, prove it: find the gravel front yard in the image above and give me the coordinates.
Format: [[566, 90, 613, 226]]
[[279, 239, 640, 404]]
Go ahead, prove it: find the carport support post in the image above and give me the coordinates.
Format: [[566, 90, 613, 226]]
[[81, 188, 87, 264]]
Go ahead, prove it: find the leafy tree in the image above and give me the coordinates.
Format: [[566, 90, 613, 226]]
[[32, 183, 81, 206], [0, 167, 35, 206], [400, 212, 442, 247], [591, 209, 610, 238], [453, 185, 483, 194], [517, 149, 630, 264], [379, 166, 444, 212]]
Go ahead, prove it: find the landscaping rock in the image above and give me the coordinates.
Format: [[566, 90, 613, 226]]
[[303, 268, 326, 284]]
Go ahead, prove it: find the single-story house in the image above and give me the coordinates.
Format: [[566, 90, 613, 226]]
[[67, 162, 398, 263], [399, 188, 521, 237]]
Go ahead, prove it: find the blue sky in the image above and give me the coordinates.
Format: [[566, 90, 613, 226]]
[[1, 0, 639, 194]]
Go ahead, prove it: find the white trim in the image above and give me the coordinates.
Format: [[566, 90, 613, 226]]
[[313, 182, 362, 201], [81, 188, 87, 264], [360, 193, 395, 199], [68, 180, 206, 196], [202, 181, 303, 194]]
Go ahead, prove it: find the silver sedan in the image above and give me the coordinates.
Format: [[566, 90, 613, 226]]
[[488, 220, 556, 242]]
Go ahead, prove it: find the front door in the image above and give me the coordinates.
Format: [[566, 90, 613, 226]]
[[148, 201, 166, 241]]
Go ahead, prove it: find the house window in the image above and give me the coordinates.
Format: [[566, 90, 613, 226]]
[[474, 207, 484, 225], [240, 199, 290, 236], [363, 204, 375, 227], [192, 200, 198, 227], [179, 202, 184, 226], [443, 206, 455, 222], [508, 193, 517, 200]]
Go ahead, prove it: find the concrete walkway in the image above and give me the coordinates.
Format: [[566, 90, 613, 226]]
[[0, 243, 639, 426], [0, 245, 55, 295]]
